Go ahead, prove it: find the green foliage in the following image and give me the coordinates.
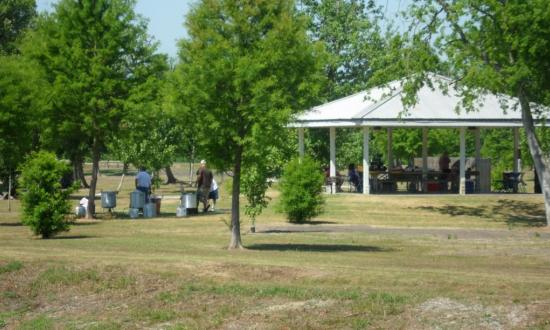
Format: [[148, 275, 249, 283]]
[[18, 151, 74, 238], [22, 0, 161, 215], [176, 0, 326, 245], [0, 0, 36, 55], [301, 0, 383, 99], [242, 165, 270, 227], [277, 157, 325, 223], [0, 56, 45, 184], [109, 56, 181, 173]]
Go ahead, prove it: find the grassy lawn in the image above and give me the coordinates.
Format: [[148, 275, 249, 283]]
[[1, 165, 549, 329]]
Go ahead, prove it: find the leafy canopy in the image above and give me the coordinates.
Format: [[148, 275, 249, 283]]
[[177, 0, 325, 171], [0, 0, 36, 54]]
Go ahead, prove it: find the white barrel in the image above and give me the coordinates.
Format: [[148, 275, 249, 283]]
[[176, 206, 187, 217], [75, 206, 86, 218], [130, 190, 145, 209], [143, 203, 156, 218], [128, 208, 139, 219]]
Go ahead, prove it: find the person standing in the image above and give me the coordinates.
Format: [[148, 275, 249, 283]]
[[439, 151, 451, 191], [196, 160, 213, 212], [208, 178, 219, 211], [135, 167, 152, 202]]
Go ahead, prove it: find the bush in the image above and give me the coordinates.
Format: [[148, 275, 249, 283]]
[[19, 151, 74, 238], [277, 157, 325, 223]]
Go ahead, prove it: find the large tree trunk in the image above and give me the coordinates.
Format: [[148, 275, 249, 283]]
[[87, 140, 100, 219], [165, 166, 178, 184], [518, 88, 550, 226], [228, 146, 243, 249]]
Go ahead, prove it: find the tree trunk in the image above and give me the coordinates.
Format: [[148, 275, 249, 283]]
[[78, 159, 89, 188], [188, 146, 195, 183], [122, 162, 129, 175], [87, 140, 100, 219], [228, 146, 243, 249], [72, 157, 89, 188], [518, 88, 550, 226], [165, 166, 178, 184]]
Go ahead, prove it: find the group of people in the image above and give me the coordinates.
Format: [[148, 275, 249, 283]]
[[134, 160, 219, 213], [323, 163, 363, 193], [196, 160, 218, 212]]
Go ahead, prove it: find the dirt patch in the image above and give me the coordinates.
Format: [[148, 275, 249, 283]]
[[403, 297, 548, 329], [251, 299, 334, 314]]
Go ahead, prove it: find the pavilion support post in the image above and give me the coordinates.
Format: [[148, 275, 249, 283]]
[[513, 127, 520, 173], [387, 128, 393, 170], [329, 127, 336, 194], [459, 127, 466, 195], [475, 128, 481, 192], [422, 128, 428, 192], [298, 127, 304, 158], [363, 127, 370, 195], [513, 127, 520, 193]]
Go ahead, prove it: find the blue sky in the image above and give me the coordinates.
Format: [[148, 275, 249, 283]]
[[36, 0, 409, 59]]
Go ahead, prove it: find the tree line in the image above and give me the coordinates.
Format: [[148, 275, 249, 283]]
[[1, 0, 549, 246]]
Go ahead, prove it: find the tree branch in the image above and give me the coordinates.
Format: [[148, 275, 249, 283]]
[[435, 0, 470, 46]]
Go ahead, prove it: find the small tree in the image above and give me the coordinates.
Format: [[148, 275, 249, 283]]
[[277, 157, 325, 223], [176, 0, 325, 248], [19, 151, 74, 238]]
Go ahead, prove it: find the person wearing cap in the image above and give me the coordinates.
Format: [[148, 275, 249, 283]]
[[196, 160, 213, 212]]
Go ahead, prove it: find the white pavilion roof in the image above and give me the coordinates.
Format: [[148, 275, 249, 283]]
[[292, 75, 544, 128]]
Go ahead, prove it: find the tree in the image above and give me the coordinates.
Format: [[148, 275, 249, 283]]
[[177, 0, 325, 249], [23, 0, 160, 218], [277, 157, 325, 223], [404, 0, 550, 225], [300, 1, 413, 168], [109, 54, 178, 180], [0, 56, 45, 194], [0, 0, 38, 194], [19, 151, 74, 238], [0, 0, 36, 55], [300, 0, 383, 99]]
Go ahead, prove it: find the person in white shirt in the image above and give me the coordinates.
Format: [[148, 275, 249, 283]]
[[135, 167, 152, 202], [208, 178, 219, 211]]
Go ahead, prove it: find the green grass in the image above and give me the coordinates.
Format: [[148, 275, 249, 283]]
[[0, 261, 23, 274], [0, 165, 549, 328]]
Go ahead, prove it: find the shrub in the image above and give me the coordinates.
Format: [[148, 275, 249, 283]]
[[277, 157, 325, 223], [19, 151, 74, 238]]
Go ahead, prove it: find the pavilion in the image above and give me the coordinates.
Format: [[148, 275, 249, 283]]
[[290, 74, 547, 195]]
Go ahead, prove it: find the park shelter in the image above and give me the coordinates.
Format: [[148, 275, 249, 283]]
[[291, 74, 547, 195]]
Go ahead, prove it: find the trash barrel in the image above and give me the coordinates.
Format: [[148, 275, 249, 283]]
[[150, 196, 162, 215]]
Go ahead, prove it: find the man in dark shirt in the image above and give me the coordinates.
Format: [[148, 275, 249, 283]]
[[196, 160, 213, 212]]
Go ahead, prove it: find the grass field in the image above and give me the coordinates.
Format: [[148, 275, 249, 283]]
[[1, 163, 549, 329]]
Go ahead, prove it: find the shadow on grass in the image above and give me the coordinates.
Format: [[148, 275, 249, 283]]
[[73, 221, 101, 226], [295, 220, 337, 225], [246, 243, 390, 253], [415, 199, 546, 227], [50, 235, 97, 240], [0, 222, 23, 226]]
